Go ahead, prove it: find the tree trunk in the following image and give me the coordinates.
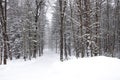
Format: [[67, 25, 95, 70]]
[[0, 0, 8, 64], [84, 0, 91, 56]]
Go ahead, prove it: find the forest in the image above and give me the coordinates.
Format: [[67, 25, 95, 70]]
[[0, 0, 120, 65]]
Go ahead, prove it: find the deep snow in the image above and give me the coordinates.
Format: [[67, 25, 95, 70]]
[[0, 49, 120, 80]]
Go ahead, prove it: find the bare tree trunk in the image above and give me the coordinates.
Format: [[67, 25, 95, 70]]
[[0, 0, 8, 64], [94, 0, 100, 56], [64, 34, 67, 59], [0, 48, 2, 64], [84, 0, 91, 57], [69, 0, 77, 57], [55, 34, 58, 53], [59, 0, 64, 61], [106, 0, 110, 55], [59, 0, 67, 61], [33, 0, 39, 58], [76, 0, 84, 57], [115, 0, 120, 57], [68, 35, 71, 56]]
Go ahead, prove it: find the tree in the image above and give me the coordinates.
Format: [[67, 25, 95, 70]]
[[59, 0, 67, 61], [114, 0, 120, 57], [0, 0, 8, 64]]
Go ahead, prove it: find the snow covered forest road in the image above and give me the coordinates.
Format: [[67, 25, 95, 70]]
[[0, 49, 120, 80], [0, 49, 59, 80]]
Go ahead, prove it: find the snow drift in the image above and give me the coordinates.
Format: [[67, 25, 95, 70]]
[[0, 49, 120, 80]]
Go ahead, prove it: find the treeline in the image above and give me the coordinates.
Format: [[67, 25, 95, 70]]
[[50, 0, 120, 61], [0, 0, 120, 65]]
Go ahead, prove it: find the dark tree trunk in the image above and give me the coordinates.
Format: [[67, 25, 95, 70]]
[[84, 0, 91, 56], [0, 0, 8, 64], [59, 0, 64, 61]]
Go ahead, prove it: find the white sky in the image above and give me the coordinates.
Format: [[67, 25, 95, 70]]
[[45, 0, 56, 47], [46, 0, 56, 22]]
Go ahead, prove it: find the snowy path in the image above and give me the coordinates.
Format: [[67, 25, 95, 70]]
[[0, 49, 59, 80], [0, 49, 120, 80]]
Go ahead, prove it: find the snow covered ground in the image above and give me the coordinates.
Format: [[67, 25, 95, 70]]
[[0, 49, 120, 80]]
